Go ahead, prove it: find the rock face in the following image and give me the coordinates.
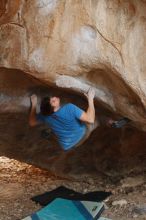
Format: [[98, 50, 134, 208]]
[[0, 67, 146, 179], [0, 1, 146, 178], [0, 0, 146, 129]]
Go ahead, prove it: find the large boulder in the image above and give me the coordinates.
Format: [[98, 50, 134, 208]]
[[0, 1, 146, 178], [0, 0, 146, 129]]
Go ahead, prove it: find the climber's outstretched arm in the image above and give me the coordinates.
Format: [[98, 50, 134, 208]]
[[80, 87, 95, 124]]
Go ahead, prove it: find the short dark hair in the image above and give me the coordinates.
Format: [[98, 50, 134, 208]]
[[40, 97, 53, 116]]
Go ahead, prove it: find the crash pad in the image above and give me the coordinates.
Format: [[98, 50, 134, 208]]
[[22, 198, 104, 220]]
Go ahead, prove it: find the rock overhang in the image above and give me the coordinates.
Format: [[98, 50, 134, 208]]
[[0, 0, 146, 177]]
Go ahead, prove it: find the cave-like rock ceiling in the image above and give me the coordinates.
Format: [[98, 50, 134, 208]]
[[0, 0, 146, 178]]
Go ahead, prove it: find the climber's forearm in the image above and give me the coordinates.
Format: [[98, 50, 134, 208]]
[[80, 97, 95, 123], [86, 98, 95, 123]]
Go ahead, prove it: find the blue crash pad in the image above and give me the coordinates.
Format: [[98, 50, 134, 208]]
[[23, 198, 104, 220]]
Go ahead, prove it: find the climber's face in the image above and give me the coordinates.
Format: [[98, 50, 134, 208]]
[[50, 96, 60, 109]]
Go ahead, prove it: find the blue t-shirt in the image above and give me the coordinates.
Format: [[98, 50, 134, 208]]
[[37, 103, 86, 150]]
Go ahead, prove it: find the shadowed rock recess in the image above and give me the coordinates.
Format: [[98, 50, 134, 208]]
[[0, 0, 146, 179], [0, 67, 146, 180]]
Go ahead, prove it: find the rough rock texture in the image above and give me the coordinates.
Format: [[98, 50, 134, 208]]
[[0, 1, 146, 179], [0, 67, 146, 179], [0, 0, 146, 129]]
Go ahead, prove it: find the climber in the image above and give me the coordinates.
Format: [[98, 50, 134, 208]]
[[29, 88, 130, 151], [29, 88, 98, 151]]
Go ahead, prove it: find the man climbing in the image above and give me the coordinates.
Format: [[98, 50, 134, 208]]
[[29, 88, 130, 151], [29, 88, 98, 151]]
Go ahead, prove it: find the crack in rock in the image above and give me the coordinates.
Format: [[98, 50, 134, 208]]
[[94, 25, 124, 64]]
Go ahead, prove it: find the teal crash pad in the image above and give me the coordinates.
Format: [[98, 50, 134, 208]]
[[23, 198, 104, 220]]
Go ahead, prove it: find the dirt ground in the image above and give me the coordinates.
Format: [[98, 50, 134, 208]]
[[0, 156, 146, 220]]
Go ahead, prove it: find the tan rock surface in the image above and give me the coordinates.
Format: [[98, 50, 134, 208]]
[[0, 3, 146, 218], [0, 0, 146, 129]]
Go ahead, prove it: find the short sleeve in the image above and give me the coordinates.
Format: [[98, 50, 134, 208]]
[[36, 113, 46, 123], [68, 103, 84, 120]]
